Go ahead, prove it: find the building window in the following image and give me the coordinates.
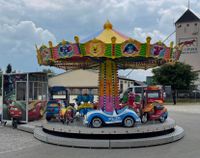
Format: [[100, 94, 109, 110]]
[[194, 23, 198, 33], [28, 82, 47, 101], [177, 24, 181, 28], [128, 82, 130, 88], [187, 24, 190, 27], [69, 88, 98, 95]]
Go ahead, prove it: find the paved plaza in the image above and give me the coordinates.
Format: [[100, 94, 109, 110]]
[[0, 105, 200, 158]]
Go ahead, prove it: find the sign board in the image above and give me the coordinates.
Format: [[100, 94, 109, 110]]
[[179, 37, 198, 54]]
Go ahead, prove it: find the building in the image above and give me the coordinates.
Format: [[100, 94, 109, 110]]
[[175, 9, 200, 86], [118, 75, 146, 93], [48, 70, 145, 102]]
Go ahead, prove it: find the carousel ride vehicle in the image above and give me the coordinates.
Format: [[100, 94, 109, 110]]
[[59, 104, 76, 124], [84, 106, 141, 128], [75, 92, 95, 116], [46, 86, 69, 121], [121, 85, 168, 123], [46, 100, 61, 121], [141, 86, 168, 123]]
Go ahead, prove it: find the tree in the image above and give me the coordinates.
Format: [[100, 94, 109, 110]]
[[152, 62, 198, 104], [6, 64, 12, 73]]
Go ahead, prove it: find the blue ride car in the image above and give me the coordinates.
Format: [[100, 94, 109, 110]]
[[84, 107, 141, 128], [46, 100, 60, 121]]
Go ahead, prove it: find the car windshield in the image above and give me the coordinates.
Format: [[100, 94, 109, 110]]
[[147, 90, 160, 98]]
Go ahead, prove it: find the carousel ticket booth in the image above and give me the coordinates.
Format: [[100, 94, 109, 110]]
[[2, 72, 48, 125]]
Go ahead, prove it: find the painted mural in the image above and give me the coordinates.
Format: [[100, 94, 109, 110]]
[[2, 73, 48, 122]]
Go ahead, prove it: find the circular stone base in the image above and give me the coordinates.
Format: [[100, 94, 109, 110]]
[[33, 118, 184, 148]]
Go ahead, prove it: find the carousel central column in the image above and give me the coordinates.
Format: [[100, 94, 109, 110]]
[[99, 59, 119, 112]]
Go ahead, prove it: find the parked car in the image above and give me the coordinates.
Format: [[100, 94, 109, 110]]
[[84, 107, 141, 128]]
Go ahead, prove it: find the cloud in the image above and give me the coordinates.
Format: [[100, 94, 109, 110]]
[[22, 0, 63, 10], [133, 27, 168, 43], [0, 0, 200, 80], [0, 20, 56, 71]]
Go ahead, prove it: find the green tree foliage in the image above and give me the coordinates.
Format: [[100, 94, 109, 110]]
[[6, 64, 12, 73], [152, 62, 198, 90]]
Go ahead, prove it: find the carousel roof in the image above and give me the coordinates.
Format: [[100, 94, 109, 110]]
[[81, 20, 130, 43], [94, 20, 129, 43], [36, 21, 186, 70]]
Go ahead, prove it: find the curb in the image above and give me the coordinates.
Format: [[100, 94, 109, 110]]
[[34, 126, 184, 148]]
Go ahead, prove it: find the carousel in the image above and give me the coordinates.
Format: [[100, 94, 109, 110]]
[[34, 21, 185, 148]]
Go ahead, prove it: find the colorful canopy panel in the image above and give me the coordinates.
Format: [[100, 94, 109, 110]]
[[36, 21, 183, 70]]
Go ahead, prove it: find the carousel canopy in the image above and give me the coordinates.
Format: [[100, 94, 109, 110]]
[[36, 21, 183, 70], [81, 20, 130, 43]]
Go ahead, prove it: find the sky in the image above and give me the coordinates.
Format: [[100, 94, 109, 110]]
[[0, 0, 200, 81]]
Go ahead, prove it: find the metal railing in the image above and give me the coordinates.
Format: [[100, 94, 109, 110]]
[[164, 89, 200, 103]]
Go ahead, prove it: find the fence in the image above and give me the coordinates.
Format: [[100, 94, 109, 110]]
[[164, 88, 200, 103]]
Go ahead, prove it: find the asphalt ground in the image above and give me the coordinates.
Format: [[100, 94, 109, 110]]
[[0, 105, 200, 158]]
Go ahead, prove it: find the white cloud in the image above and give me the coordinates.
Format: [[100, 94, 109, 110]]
[[0, 0, 200, 79], [0, 21, 56, 71], [0, 21, 56, 53], [22, 0, 63, 10], [133, 27, 167, 43]]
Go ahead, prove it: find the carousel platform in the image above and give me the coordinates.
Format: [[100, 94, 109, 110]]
[[33, 118, 184, 148]]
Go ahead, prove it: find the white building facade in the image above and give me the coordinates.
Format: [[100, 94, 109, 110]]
[[175, 9, 200, 86]]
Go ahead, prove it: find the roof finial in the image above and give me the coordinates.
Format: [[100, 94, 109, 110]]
[[103, 20, 113, 30]]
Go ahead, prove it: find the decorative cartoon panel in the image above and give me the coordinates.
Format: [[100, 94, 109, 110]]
[[84, 40, 105, 57], [52, 42, 81, 60], [121, 41, 141, 57], [151, 43, 166, 58], [39, 46, 51, 64]]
